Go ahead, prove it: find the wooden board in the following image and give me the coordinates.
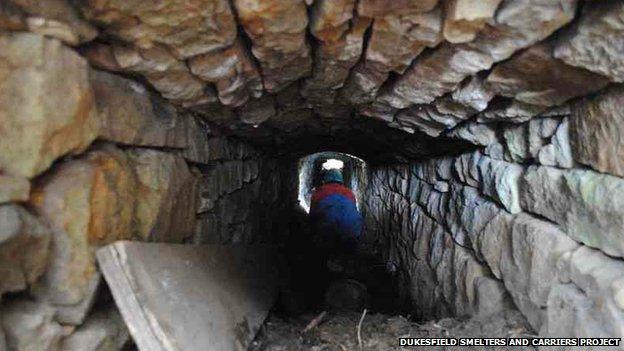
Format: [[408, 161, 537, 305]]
[[96, 241, 278, 351]]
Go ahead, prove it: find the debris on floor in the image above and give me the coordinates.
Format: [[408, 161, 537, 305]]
[[250, 309, 535, 351]]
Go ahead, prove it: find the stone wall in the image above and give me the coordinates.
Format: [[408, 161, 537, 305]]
[[365, 90, 624, 337], [0, 31, 287, 350], [194, 137, 292, 245]]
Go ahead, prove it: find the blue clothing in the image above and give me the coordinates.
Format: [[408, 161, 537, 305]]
[[310, 184, 363, 251]]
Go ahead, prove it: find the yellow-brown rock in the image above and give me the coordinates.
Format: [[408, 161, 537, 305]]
[[111, 45, 215, 106], [341, 5, 442, 104], [310, 0, 355, 42], [358, 0, 438, 17], [378, 0, 577, 108], [83, 146, 137, 246], [77, 0, 226, 107], [113, 45, 185, 74], [127, 149, 198, 243], [303, 0, 370, 103], [233, 0, 311, 92], [443, 0, 502, 43], [79, 0, 236, 59], [0, 33, 99, 179], [372, 10, 443, 74], [30, 145, 136, 307], [189, 39, 263, 107]]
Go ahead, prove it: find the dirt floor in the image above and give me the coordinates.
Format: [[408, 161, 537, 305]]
[[263, 221, 536, 351], [250, 309, 536, 351]]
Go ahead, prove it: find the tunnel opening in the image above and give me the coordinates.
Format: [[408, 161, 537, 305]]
[[297, 151, 368, 213], [280, 151, 405, 317], [1, 0, 624, 350]]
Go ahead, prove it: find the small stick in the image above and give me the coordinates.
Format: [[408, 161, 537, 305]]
[[302, 311, 327, 333], [357, 308, 368, 350]]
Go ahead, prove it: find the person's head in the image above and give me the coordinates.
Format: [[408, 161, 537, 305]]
[[322, 169, 343, 184]]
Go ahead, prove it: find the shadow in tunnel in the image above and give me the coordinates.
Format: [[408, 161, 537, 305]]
[[275, 152, 407, 318]]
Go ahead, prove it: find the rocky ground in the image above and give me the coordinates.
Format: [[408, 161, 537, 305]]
[[251, 310, 535, 351]]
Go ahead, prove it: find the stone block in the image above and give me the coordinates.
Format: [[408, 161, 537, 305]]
[[473, 276, 512, 317], [571, 86, 624, 177], [303, 0, 369, 102], [1, 299, 64, 351], [0, 205, 51, 295], [127, 149, 198, 243], [0, 33, 99, 178], [554, 1, 624, 82], [476, 99, 545, 123], [54, 273, 101, 325], [564, 246, 624, 338], [453, 151, 482, 188], [188, 39, 263, 107], [109, 45, 214, 107], [521, 166, 624, 258], [452, 246, 489, 316], [236, 96, 276, 125], [233, 0, 311, 92], [80, 0, 236, 59], [448, 74, 495, 114], [30, 145, 136, 316], [499, 214, 579, 330], [378, 0, 577, 107], [538, 118, 574, 168], [185, 136, 258, 163], [11, 0, 97, 45], [473, 211, 514, 279], [486, 41, 609, 107], [543, 283, 607, 338], [340, 5, 442, 104], [0, 175, 30, 204], [357, 0, 438, 17], [91, 70, 188, 148], [496, 117, 563, 164], [477, 157, 523, 214], [443, 0, 502, 43], [445, 184, 501, 249]]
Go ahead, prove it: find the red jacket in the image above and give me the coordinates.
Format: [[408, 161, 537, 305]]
[[311, 183, 356, 207]]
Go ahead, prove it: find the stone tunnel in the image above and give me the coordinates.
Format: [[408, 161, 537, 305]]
[[1, 0, 624, 349]]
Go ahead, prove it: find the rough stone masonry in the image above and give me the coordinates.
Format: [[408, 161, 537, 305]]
[[1, 0, 624, 349]]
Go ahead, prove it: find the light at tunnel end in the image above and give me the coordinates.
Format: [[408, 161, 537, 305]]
[[322, 159, 344, 170]]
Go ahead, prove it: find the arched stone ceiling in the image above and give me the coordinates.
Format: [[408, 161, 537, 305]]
[[6, 0, 621, 161]]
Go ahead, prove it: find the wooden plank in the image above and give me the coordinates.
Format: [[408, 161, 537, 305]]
[[96, 241, 278, 351]]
